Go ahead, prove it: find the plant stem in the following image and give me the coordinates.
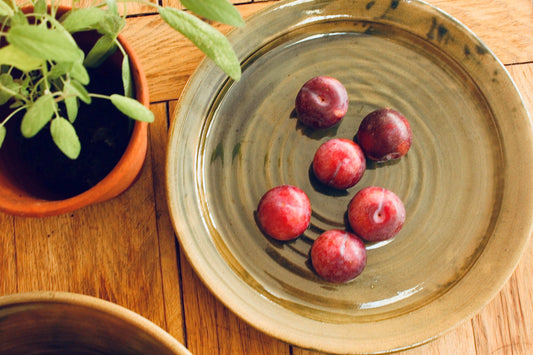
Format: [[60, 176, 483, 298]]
[[89, 93, 111, 101], [0, 104, 27, 127], [0, 83, 27, 103]]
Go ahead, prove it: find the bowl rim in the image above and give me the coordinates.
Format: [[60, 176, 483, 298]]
[[0, 291, 191, 355]]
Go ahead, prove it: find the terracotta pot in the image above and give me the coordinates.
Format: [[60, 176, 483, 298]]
[[0, 7, 149, 217], [0, 292, 191, 354]]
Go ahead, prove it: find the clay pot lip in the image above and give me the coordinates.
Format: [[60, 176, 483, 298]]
[[0, 7, 150, 217], [0, 291, 191, 355]]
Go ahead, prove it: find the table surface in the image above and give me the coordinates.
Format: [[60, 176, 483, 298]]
[[2, 0, 533, 354]]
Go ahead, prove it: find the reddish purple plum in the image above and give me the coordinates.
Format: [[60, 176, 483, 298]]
[[256, 185, 312, 241], [356, 108, 412, 162], [347, 186, 406, 242], [310, 230, 367, 283], [295, 76, 349, 129], [312, 138, 366, 189]]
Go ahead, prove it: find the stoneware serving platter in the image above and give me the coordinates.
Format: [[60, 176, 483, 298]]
[[166, 0, 533, 353]]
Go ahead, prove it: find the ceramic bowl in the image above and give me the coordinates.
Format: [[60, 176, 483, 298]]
[[166, 0, 533, 353], [0, 292, 190, 355]]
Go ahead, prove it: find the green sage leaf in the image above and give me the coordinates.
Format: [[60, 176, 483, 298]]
[[0, 44, 44, 72], [0, 1, 14, 16], [71, 61, 90, 85], [0, 125, 5, 149], [84, 33, 117, 68], [96, 13, 125, 36], [7, 25, 84, 63], [110, 94, 154, 122], [34, 0, 47, 14], [65, 80, 91, 104], [60, 8, 109, 33], [48, 62, 89, 87], [65, 96, 78, 123], [50, 117, 81, 159], [180, 0, 244, 27], [159, 7, 241, 81], [48, 62, 71, 80], [122, 54, 132, 97], [10, 9, 27, 26], [21, 94, 56, 138], [0, 73, 19, 105], [105, 0, 119, 16]]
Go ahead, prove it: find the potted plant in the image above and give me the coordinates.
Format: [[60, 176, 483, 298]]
[[0, 0, 243, 216]]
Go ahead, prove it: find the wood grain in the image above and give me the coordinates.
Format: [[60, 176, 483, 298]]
[[149, 102, 186, 343], [0, 1, 532, 355]]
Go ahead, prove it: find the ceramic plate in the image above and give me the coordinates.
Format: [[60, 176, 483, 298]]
[[166, 0, 533, 353]]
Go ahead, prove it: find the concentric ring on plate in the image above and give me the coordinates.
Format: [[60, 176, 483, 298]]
[[166, 0, 533, 353]]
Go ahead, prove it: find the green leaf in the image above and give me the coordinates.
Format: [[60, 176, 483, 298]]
[[159, 7, 241, 81], [7, 25, 84, 64], [0, 1, 14, 16], [10, 10, 28, 26], [105, 0, 119, 16], [60, 8, 109, 33], [110, 94, 154, 122], [65, 80, 91, 104], [34, 0, 47, 14], [122, 54, 132, 97], [96, 12, 125, 36], [48, 62, 89, 87], [180, 0, 244, 27], [71, 61, 90, 85], [0, 44, 44, 72], [0, 73, 19, 105], [21, 94, 56, 138], [50, 117, 81, 159], [0, 125, 5, 149], [84, 33, 117, 68], [65, 96, 79, 123]]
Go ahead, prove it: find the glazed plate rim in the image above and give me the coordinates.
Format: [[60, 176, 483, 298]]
[[166, 0, 533, 353]]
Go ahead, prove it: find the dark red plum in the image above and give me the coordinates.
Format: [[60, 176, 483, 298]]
[[310, 230, 367, 283], [256, 185, 312, 241], [312, 138, 366, 189], [356, 108, 412, 162], [347, 186, 406, 242], [295, 76, 349, 129]]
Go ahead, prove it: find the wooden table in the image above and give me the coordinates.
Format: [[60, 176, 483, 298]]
[[1, 0, 532, 354]]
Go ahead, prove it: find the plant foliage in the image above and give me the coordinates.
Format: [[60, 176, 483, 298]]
[[0, 0, 243, 159]]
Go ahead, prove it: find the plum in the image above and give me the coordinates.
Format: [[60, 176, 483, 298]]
[[347, 186, 405, 242], [256, 185, 312, 241], [310, 229, 367, 283], [312, 138, 366, 189], [356, 108, 412, 162], [295, 76, 349, 129]]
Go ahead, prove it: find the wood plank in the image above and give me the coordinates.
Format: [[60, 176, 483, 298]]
[[0, 214, 16, 294], [11, 154, 169, 329], [148, 102, 186, 343]]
